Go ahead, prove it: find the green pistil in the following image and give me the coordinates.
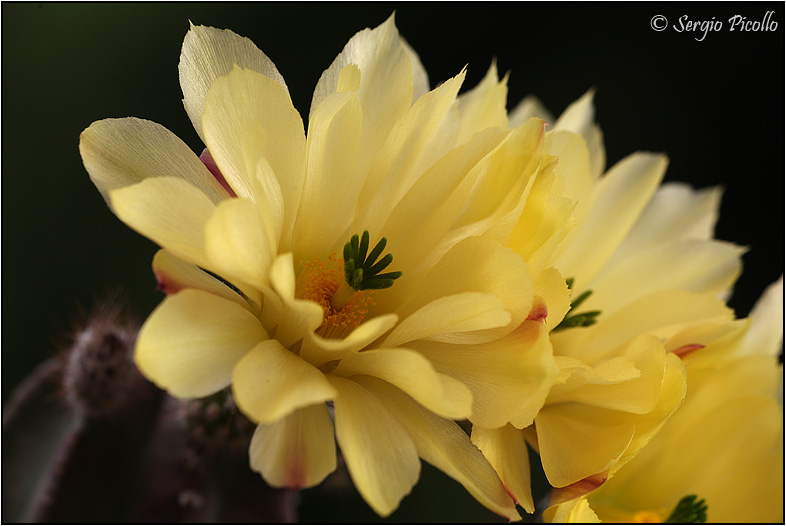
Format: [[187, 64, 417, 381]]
[[343, 231, 402, 291], [553, 277, 601, 332], [664, 495, 708, 523], [330, 231, 402, 311]]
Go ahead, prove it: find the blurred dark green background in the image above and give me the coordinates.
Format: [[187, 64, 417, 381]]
[[2, 2, 783, 522]]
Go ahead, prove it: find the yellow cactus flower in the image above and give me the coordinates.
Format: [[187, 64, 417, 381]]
[[547, 278, 784, 523], [78, 16, 564, 518], [473, 92, 745, 511]]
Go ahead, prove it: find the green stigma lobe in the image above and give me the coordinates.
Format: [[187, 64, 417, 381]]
[[343, 231, 402, 291]]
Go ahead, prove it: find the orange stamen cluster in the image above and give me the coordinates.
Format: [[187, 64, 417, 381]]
[[300, 253, 375, 339]]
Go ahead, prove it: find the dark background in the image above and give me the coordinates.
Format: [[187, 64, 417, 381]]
[[2, 2, 783, 521]]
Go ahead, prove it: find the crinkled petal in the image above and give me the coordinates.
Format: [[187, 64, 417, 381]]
[[135, 289, 266, 398], [80, 117, 229, 207], [472, 424, 534, 513], [202, 66, 305, 240], [359, 377, 520, 521], [409, 320, 556, 429], [110, 177, 215, 269], [249, 404, 336, 489], [334, 347, 472, 420], [232, 339, 336, 424], [179, 23, 287, 141], [328, 375, 420, 517], [381, 293, 510, 348]]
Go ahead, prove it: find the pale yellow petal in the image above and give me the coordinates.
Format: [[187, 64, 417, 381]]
[[202, 66, 306, 240], [548, 498, 601, 523], [179, 23, 287, 141], [381, 293, 510, 348], [267, 253, 325, 348], [508, 95, 554, 127], [548, 130, 593, 222], [334, 347, 472, 420], [553, 152, 667, 289], [535, 403, 635, 488], [553, 90, 596, 144], [293, 87, 363, 261], [152, 249, 247, 307], [409, 320, 557, 429], [299, 314, 398, 367], [249, 404, 336, 489], [533, 267, 572, 331], [135, 289, 266, 398], [472, 424, 534, 513], [359, 376, 520, 521], [328, 376, 420, 517], [401, 38, 430, 103], [741, 276, 784, 358], [607, 183, 722, 266], [552, 289, 733, 364], [80, 117, 229, 207], [584, 239, 745, 316], [455, 61, 508, 144], [232, 339, 336, 424], [204, 197, 276, 291], [110, 177, 215, 268], [395, 236, 534, 343], [352, 71, 466, 235]]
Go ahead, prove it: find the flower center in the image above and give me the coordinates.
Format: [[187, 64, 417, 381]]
[[299, 253, 375, 340], [297, 231, 402, 340]]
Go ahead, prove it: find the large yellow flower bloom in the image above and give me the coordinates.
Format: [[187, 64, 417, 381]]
[[547, 278, 784, 523], [79, 16, 562, 518], [472, 92, 745, 510]]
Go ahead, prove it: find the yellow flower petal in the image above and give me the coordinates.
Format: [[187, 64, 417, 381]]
[[232, 339, 336, 424], [204, 197, 276, 291], [110, 176, 215, 269], [410, 320, 556, 429], [80, 117, 229, 207], [584, 239, 745, 317], [472, 424, 535, 513], [552, 90, 605, 180], [553, 152, 667, 289], [267, 253, 325, 348], [455, 61, 508, 144], [293, 87, 363, 262], [135, 289, 267, 398], [535, 403, 635, 488], [328, 376, 420, 517], [508, 95, 554, 127], [396, 236, 534, 344], [740, 276, 784, 358], [202, 66, 306, 239], [249, 404, 336, 489], [299, 314, 399, 367], [334, 347, 472, 420], [359, 376, 520, 521], [179, 22, 287, 142], [152, 249, 247, 307], [381, 293, 511, 348]]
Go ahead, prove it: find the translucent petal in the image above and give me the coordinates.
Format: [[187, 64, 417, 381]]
[[135, 289, 266, 398], [328, 376, 420, 517], [249, 404, 336, 489], [80, 117, 229, 207], [202, 66, 306, 239], [232, 339, 336, 424], [179, 23, 287, 141]]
